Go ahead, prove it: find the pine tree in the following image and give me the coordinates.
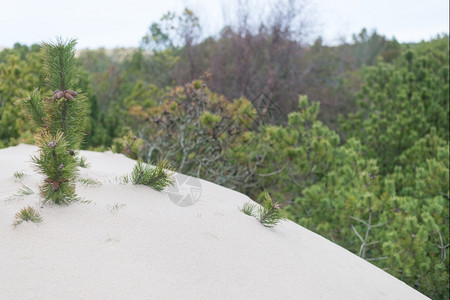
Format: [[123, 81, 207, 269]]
[[340, 37, 449, 173], [21, 38, 88, 205]]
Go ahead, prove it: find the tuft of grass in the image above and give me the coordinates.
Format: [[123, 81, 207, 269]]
[[78, 177, 101, 186], [108, 203, 127, 213], [77, 198, 92, 204], [130, 160, 174, 191], [13, 171, 25, 180], [13, 206, 43, 227], [118, 175, 130, 184], [240, 193, 285, 228], [78, 156, 89, 168], [13, 184, 34, 197]]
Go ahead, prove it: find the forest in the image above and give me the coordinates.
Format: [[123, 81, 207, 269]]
[[0, 6, 448, 299]]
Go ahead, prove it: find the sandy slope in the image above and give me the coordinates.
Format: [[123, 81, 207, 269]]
[[0, 144, 428, 299]]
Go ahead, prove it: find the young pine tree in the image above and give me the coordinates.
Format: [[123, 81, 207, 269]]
[[21, 38, 88, 205]]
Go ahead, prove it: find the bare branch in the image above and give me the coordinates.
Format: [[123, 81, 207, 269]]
[[351, 224, 365, 243], [349, 216, 369, 227]]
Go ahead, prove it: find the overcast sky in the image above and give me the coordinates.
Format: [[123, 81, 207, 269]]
[[0, 0, 448, 49]]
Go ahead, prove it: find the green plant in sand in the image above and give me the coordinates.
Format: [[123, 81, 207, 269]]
[[130, 160, 174, 191], [13, 184, 34, 197], [13, 206, 43, 227], [13, 171, 25, 180], [241, 193, 285, 228], [21, 38, 88, 205]]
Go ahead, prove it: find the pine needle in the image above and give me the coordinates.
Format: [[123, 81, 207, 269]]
[[241, 202, 257, 216], [78, 156, 89, 168], [241, 193, 285, 228], [42, 37, 77, 91], [131, 160, 174, 191], [13, 184, 34, 197], [32, 131, 79, 205], [13, 206, 43, 227], [13, 171, 25, 180], [78, 177, 101, 186]]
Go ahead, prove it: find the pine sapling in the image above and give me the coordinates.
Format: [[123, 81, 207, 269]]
[[258, 193, 285, 228], [240, 192, 285, 228], [130, 160, 174, 191], [21, 38, 88, 205]]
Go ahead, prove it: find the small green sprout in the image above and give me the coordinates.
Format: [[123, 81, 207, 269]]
[[78, 177, 101, 186], [108, 203, 127, 213], [240, 192, 285, 228], [78, 156, 89, 168], [241, 202, 257, 217], [130, 160, 174, 191], [14, 184, 34, 197], [13, 171, 25, 180], [13, 206, 43, 227]]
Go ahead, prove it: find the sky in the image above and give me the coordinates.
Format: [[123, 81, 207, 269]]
[[0, 0, 448, 49]]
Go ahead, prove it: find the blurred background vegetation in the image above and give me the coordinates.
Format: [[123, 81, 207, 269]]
[[0, 4, 448, 299]]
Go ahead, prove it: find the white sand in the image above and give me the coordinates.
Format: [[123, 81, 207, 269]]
[[0, 144, 428, 299]]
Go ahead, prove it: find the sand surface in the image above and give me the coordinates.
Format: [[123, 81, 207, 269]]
[[0, 144, 428, 299]]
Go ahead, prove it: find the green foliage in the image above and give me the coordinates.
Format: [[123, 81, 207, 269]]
[[286, 134, 449, 298], [241, 193, 285, 228], [42, 38, 77, 91], [200, 111, 222, 127], [123, 80, 160, 109], [303, 38, 449, 297], [78, 177, 101, 186], [241, 202, 257, 217], [0, 47, 44, 147], [336, 39, 449, 297], [128, 76, 257, 190], [21, 38, 87, 205], [0, 42, 117, 150], [71, 63, 115, 150], [257, 193, 285, 228], [111, 129, 144, 159], [78, 156, 89, 168], [13, 171, 25, 180], [23, 89, 46, 129], [341, 36, 449, 172], [14, 184, 34, 197], [32, 132, 79, 204], [13, 206, 43, 227], [231, 95, 340, 200], [130, 160, 174, 191], [0, 29, 447, 299]]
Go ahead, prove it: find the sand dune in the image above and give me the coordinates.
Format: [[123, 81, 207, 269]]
[[0, 144, 428, 299]]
